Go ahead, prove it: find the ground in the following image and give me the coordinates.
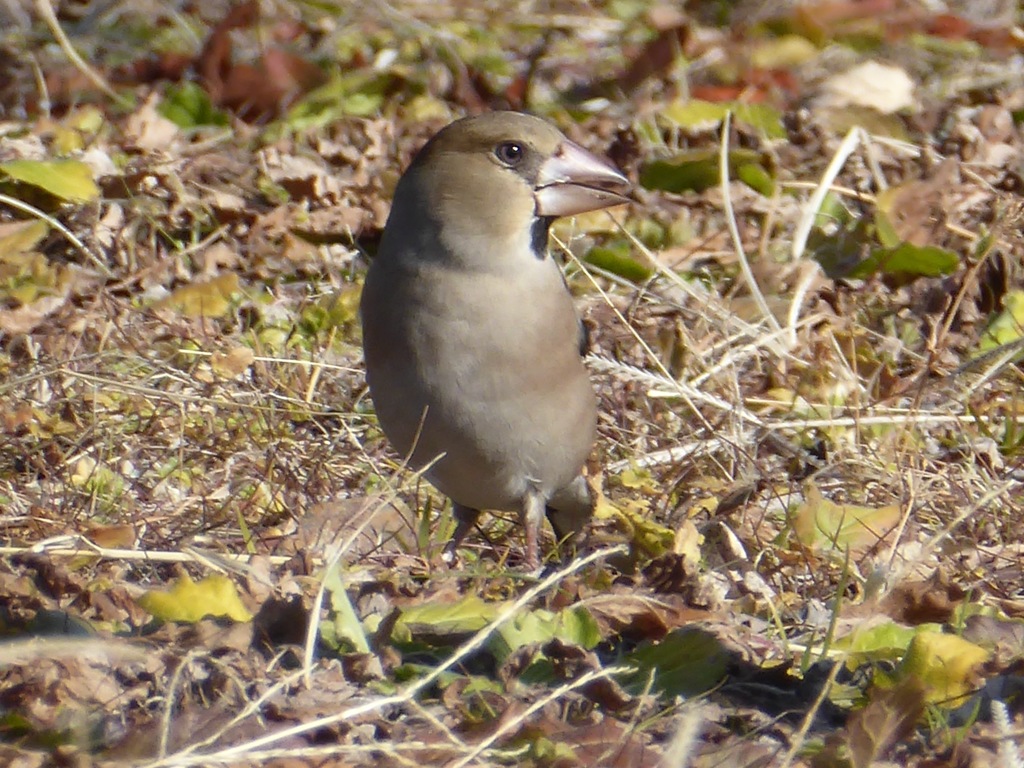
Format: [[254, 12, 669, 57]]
[[1, 0, 1024, 766]]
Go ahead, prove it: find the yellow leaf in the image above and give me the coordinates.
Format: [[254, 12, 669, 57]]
[[85, 524, 137, 549], [0, 249, 64, 305], [618, 466, 659, 495], [673, 519, 703, 569], [210, 347, 254, 378], [138, 574, 253, 623], [0, 159, 100, 203], [602, 498, 675, 556], [978, 290, 1024, 355], [897, 631, 988, 706], [0, 220, 49, 258], [52, 126, 85, 155], [66, 105, 105, 134], [792, 484, 900, 555], [70, 456, 98, 487], [396, 595, 498, 637], [750, 35, 819, 69], [158, 273, 240, 318]]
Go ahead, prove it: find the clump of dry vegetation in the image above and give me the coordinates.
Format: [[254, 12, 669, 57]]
[[2, 0, 1024, 765]]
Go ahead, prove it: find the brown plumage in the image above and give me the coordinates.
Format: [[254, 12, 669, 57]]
[[360, 111, 630, 569]]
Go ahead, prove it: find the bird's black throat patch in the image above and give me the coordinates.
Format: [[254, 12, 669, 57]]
[[530, 217, 554, 259]]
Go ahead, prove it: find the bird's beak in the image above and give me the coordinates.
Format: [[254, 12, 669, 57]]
[[534, 139, 631, 217]]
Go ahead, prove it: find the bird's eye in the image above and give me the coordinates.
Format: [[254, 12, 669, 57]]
[[495, 142, 525, 165]]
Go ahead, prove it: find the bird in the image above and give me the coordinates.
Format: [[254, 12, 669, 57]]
[[360, 111, 630, 569]]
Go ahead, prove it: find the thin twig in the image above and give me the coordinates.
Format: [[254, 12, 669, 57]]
[[35, 0, 132, 109]]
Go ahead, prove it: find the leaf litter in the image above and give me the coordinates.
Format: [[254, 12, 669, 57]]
[[2, 0, 1024, 765]]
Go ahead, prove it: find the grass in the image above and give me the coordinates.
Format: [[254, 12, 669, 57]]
[[2, 0, 1024, 765]]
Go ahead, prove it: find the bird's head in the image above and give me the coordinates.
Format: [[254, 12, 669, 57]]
[[387, 111, 631, 265]]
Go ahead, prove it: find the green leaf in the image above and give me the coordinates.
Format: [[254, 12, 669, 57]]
[[640, 150, 718, 193], [394, 595, 500, 640], [159, 82, 229, 128], [730, 103, 787, 139], [736, 161, 775, 196], [872, 189, 903, 248], [974, 228, 996, 260], [806, 218, 874, 279], [832, 620, 930, 662], [0, 159, 99, 203], [977, 290, 1024, 355], [640, 148, 771, 194], [27, 609, 97, 638], [660, 100, 733, 131], [320, 562, 371, 653], [660, 99, 785, 139], [585, 242, 653, 282], [621, 627, 730, 698], [283, 72, 390, 132], [849, 243, 959, 280], [488, 606, 600, 664]]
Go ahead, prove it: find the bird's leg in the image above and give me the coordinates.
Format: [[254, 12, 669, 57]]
[[442, 503, 481, 565], [521, 491, 547, 571]]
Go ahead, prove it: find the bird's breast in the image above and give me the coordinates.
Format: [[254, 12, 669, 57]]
[[362, 255, 596, 510]]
